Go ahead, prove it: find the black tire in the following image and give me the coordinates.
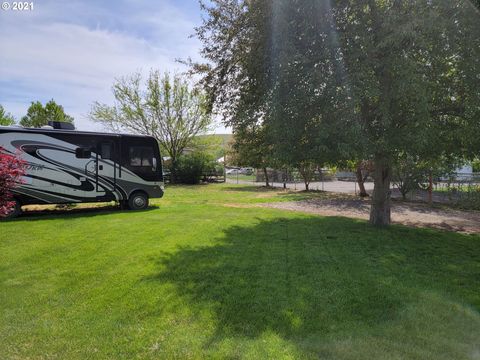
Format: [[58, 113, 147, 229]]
[[2, 198, 22, 219], [128, 192, 149, 210]]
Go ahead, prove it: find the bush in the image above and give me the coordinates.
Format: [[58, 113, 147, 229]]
[[0, 147, 25, 217], [203, 163, 225, 182], [174, 152, 213, 184], [472, 158, 480, 173]]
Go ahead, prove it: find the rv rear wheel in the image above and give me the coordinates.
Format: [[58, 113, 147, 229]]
[[128, 192, 149, 210], [2, 199, 22, 219]]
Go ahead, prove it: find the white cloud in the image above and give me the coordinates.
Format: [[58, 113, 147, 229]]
[[0, 0, 233, 133]]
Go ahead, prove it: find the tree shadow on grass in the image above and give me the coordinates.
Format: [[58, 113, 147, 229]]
[[145, 217, 480, 355]]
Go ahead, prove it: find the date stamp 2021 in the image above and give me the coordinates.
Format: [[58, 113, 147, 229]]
[[2, 1, 34, 11]]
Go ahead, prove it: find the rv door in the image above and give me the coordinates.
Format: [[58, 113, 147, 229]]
[[83, 150, 106, 199], [97, 141, 118, 199]]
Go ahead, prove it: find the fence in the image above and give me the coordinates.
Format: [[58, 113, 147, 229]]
[[225, 168, 364, 192], [225, 168, 480, 209], [405, 173, 480, 209], [163, 170, 225, 184]]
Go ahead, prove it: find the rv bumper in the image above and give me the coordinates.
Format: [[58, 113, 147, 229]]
[[148, 183, 165, 198]]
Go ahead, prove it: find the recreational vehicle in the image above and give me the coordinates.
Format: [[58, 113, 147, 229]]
[[0, 123, 164, 218]]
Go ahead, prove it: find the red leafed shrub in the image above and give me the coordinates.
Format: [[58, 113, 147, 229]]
[[0, 147, 26, 217]]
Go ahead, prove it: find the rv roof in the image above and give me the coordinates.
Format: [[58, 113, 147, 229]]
[[0, 126, 155, 140]]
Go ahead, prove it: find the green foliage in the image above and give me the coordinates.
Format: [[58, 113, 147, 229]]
[[174, 152, 214, 184], [210, 162, 225, 178], [473, 158, 480, 173], [392, 157, 430, 199], [20, 101, 44, 127], [392, 156, 459, 199], [231, 124, 272, 169], [190, 134, 226, 160], [20, 100, 74, 128], [0, 105, 15, 126]]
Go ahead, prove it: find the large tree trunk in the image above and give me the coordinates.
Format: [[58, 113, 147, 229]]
[[263, 167, 269, 187], [355, 164, 369, 197], [170, 159, 177, 184], [369, 158, 392, 226]]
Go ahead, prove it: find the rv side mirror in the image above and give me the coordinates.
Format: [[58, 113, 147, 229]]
[[75, 147, 91, 159]]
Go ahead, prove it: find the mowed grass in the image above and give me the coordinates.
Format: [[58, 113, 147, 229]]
[[226, 173, 257, 182], [1, 184, 480, 359]]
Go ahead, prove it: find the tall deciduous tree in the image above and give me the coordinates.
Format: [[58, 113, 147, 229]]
[[0, 105, 16, 126], [20, 100, 74, 128], [334, 0, 479, 225], [194, 0, 480, 226], [90, 71, 211, 182], [230, 123, 273, 187], [0, 105, 15, 126]]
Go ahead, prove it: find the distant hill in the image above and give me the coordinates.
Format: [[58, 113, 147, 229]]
[[192, 133, 233, 159], [196, 133, 233, 145]]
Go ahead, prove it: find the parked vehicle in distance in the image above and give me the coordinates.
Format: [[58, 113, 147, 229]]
[[0, 122, 164, 218], [240, 167, 254, 175], [226, 168, 241, 175], [226, 167, 254, 175]]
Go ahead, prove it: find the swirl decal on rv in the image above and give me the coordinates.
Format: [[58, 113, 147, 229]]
[[10, 139, 117, 202]]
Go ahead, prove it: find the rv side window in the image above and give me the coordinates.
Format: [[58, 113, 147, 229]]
[[100, 143, 112, 160], [75, 147, 91, 159], [129, 146, 153, 167]]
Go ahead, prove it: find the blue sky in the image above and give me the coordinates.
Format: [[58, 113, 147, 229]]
[[0, 0, 229, 133]]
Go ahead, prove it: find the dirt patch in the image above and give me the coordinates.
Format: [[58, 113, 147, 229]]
[[262, 198, 480, 234], [255, 192, 284, 198], [223, 203, 259, 208]]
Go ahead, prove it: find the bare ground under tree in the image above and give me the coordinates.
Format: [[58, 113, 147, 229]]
[[262, 195, 480, 234]]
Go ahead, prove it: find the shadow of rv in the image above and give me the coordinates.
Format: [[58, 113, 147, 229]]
[[7, 204, 158, 221]]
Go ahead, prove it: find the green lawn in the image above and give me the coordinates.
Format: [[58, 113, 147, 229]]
[[1, 184, 480, 359], [433, 184, 480, 193]]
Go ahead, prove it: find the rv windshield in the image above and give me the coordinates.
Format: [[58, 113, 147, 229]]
[[122, 137, 162, 182], [129, 146, 153, 167]]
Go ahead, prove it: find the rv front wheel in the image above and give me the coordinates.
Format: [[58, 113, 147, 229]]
[[128, 192, 149, 210]]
